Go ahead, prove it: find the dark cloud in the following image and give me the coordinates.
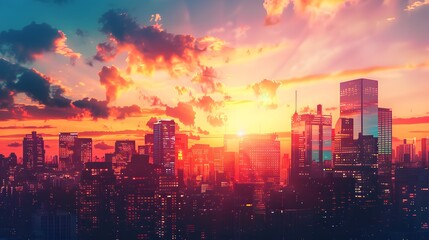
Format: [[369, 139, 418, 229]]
[[7, 142, 21, 148], [95, 10, 212, 76], [94, 141, 114, 150], [98, 66, 132, 102], [110, 105, 142, 120], [0, 22, 79, 64], [207, 114, 225, 127], [325, 106, 338, 112], [72, 98, 109, 119], [75, 29, 87, 37], [197, 127, 209, 135], [165, 102, 195, 126], [0, 105, 82, 121], [0, 58, 72, 108], [146, 117, 158, 129], [142, 95, 166, 107], [393, 115, 429, 125]]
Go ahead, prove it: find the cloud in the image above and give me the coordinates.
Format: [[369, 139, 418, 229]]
[[263, 0, 289, 25], [94, 141, 114, 150], [7, 142, 22, 148], [146, 117, 158, 129], [191, 66, 224, 94], [0, 125, 54, 130], [278, 61, 429, 86], [197, 127, 209, 135], [72, 98, 109, 119], [325, 106, 338, 111], [175, 86, 190, 96], [110, 105, 142, 120], [0, 58, 72, 108], [233, 25, 250, 39], [393, 115, 429, 125], [207, 114, 225, 127], [251, 79, 280, 109], [165, 102, 196, 126], [405, 0, 429, 11], [95, 10, 220, 76], [98, 66, 132, 102], [0, 22, 80, 64], [142, 95, 166, 107], [75, 29, 87, 37], [188, 133, 200, 140], [193, 95, 222, 113]]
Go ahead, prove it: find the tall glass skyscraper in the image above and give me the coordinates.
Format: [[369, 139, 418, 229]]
[[291, 105, 332, 180], [23, 131, 45, 169], [340, 79, 378, 139], [153, 119, 176, 175]]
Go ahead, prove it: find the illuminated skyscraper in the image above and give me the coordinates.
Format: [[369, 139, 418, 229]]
[[144, 134, 154, 163], [74, 138, 92, 165], [153, 120, 176, 175], [113, 140, 136, 174], [175, 134, 188, 182], [59, 132, 78, 170], [23, 131, 45, 169], [77, 162, 117, 240], [378, 108, 392, 205], [291, 105, 332, 180], [340, 79, 378, 139], [396, 139, 415, 164], [238, 134, 280, 183]]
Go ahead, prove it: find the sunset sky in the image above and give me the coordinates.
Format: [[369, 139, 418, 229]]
[[1, 0, 428, 160]]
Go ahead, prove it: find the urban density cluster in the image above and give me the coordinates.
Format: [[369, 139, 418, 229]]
[[1, 79, 429, 239]]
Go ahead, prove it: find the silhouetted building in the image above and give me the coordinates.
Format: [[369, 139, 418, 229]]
[[113, 140, 136, 174], [23, 131, 45, 169], [189, 144, 213, 184], [175, 134, 188, 184], [74, 138, 92, 166], [396, 139, 415, 165], [394, 167, 429, 236], [422, 138, 429, 167], [340, 79, 378, 139], [59, 132, 78, 170], [77, 162, 116, 240], [119, 154, 157, 239], [239, 134, 280, 183], [144, 134, 154, 163], [153, 120, 176, 175]]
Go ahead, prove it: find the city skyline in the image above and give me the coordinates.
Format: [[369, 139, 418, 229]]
[[1, 0, 429, 159]]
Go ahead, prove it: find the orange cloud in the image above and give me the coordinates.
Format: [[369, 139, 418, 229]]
[[191, 66, 225, 94], [54, 31, 81, 65], [404, 0, 429, 11], [165, 102, 196, 126], [251, 79, 281, 109], [263, 0, 289, 25], [98, 66, 132, 102]]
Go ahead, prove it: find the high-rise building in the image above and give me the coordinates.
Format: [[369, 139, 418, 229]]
[[144, 134, 154, 163], [77, 162, 117, 240], [23, 131, 45, 169], [422, 138, 429, 167], [238, 134, 280, 183], [153, 120, 176, 175], [378, 108, 392, 205], [113, 140, 136, 174], [340, 79, 378, 139], [175, 134, 188, 182], [59, 132, 78, 170], [396, 139, 416, 164], [333, 118, 378, 207], [74, 138, 92, 165], [189, 144, 213, 183], [291, 105, 332, 180]]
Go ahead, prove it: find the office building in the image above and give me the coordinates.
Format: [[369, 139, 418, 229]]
[[153, 120, 176, 175], [23, 131, 45, 169]]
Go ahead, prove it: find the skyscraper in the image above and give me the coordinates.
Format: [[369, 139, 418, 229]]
[[77, 162, 116, 240], [238, 134, 280, 183], [378, 108, 392, 205], [59, 132, 78, 170], [340, 79, 378, 139], [422, 138, 429, 167], [153, 120, 176, 175], [74, 138, 92, 165], [113, 140, 136, 174], [23, 131, 45, 169], [291, 105, 332, 180]]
